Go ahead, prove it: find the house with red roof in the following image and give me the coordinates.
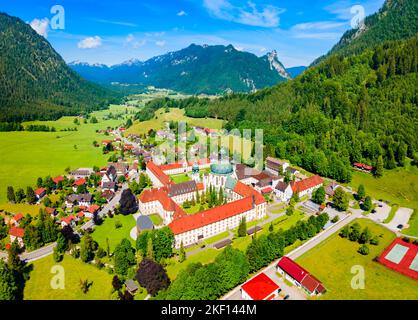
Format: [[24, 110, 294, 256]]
[[35, 187, 47, 200], [52, 176, 64, 185], [277, 257, 326, 296], [291, 175, 323, 198], [241, 273, 280, 300], [9, 227, 25, 247], [353, 162, 374, 173], [61, 215, 76, 228], [45, 207, 57, 217], [73, 178, 87, 192], [11, 213, 24, 226]]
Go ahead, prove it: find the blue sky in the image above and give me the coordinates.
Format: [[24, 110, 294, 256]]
[[0, 0, 385, 67]]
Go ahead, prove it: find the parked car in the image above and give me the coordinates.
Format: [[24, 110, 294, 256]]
[[371, 209, 376, 213], [397, 224, 404, 229], [283, 295, 290, 300]]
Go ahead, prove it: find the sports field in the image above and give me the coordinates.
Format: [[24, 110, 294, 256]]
[[296, 219, 418, 300]]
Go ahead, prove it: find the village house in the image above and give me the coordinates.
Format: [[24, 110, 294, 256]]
[[61, 215, 76, 228], [9, 227, 25, 247], [277, 257, 326, 296], [65, 193, 93, 208], [273, 175, 323, 202], [353, 162, 374, 173], [70, 168, 94, 179], [11, 213, 24, 226], [34, 187, 47, 201], [241, 273, 280, 300], [52, 175, 64, 185], [45, 207, 57, 217], [325, 181, 339, 198], [73, 178, 87, 192]]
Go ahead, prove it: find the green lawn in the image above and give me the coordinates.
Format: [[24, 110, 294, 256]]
[[0, 203, 44, 216], [24, 255, 113, 300], [349, 160, 418, 210], [149, 213, 163, 226], [383, 204, 399, 223], [183, 203, 210, 215], [91, 214, 136, 253], [0, 105, 133, 204], [296, 219, 418, 300], [170, 173, 191, 184], [126, 108, 224, 135], [402, 210, 418, 236]]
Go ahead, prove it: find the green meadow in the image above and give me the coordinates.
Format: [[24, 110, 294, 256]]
[[296, 219, 418, 300], [24, 255, 113, 300], [125, 108, 224, 135], [0, 105, 135, 205], [349, 160, 418, 210]]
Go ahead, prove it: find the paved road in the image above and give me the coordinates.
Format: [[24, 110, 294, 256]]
[[221, 210, 362, 300], [81, 183, 128, 231]]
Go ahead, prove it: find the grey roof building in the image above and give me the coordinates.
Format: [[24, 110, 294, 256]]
[[136, 215, 154, 232]]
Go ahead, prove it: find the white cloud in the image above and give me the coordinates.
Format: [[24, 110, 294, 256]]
[[94, 19, 138, 27], [293, 32, 341, 40], [324, 0, 384, 20], [133, 40, 147, 49], [30, 18, 49, 38], [177, 10, 187, 16], [126, 34, 135, 43], [259, 47, 267, 53], [155, 40, 166, 47], [292, 21, 347, 31], [78, 36, 102, 49], [203, 0, 285, 28]]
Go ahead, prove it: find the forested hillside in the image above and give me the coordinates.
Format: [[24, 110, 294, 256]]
[[136, 33, 418, 183], [314, 0, 418, 64], [0, 13, 119, 123]]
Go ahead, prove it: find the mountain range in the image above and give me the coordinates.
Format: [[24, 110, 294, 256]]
[[0, 12, 119, 123], [69, 45, 294, 94]]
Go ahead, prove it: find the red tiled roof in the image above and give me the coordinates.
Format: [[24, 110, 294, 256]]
[[74, 178, 87, 186], [79, 205, 87, 211], [277, 256, 310, 283], [261, 187, 273, 194], [77, 212, 85, 218], [354, 163, 374, 171], [197, 183, 204, 191], [61, 216, 75, 224], [139, 188, 180, 213], [35, 187, 46, 196], [300, 274, 325, 294], [45, 207, 56, 215], [146, 161, 173, 186], [9, 227, 24, 238], [53, 176, 64, 184], [13, 213, 24, 221], [5, 243, 11, 250], [159, 162, 184, 171], [291, 175, 323, 193], [169, 197, 254, 235], [241, 273, 279, 300], [233, 181, 266, 205], [88, 204, 100, 213]]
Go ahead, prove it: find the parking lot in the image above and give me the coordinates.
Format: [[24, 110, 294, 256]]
[[385, 207, 414, 232], [368, 201, 391, 223]]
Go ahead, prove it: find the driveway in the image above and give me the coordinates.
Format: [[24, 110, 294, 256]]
[[385, 207, 414, 232]]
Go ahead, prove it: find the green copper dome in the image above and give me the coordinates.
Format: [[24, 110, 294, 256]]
[[210, 162, 233, 175]]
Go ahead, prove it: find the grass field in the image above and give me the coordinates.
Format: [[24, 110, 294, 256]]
[[383, 204, 399, 224], [126, 108, 224, 135], [170, 173, 191, 184], [296, 219, 418, 300], [91, 214, 136, 253], [0, 203, 44, 216], [24, 255, 113, 300], [403, 210, 418, 237], [349, 160, 418, 210], [149, 213, 163, 226], [0, 105, 134, 205]]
